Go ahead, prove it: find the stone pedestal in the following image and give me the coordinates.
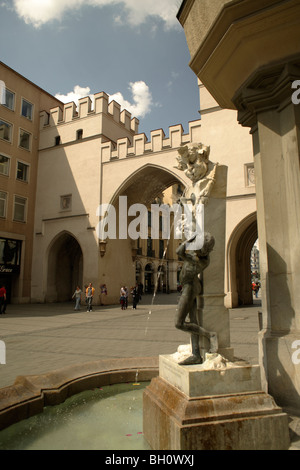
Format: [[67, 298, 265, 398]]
[[143, 354, 290, 450]]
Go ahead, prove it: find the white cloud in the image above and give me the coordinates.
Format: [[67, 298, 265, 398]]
[[55, 85, 94, 106], [12, 0, 180, 29], [55, 81, 153, 119], [109, 81, 153, 118]]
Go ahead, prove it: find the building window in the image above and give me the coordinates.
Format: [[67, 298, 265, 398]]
[[159, 240, 165, 259], [0, 237, 22, 270], [55, 136, 61, 146], [147, 237, 154, 257], [2, 89, 15, 111], [77, 129, 83, 140], [0, 155, 10, 176], [0, 119, 12, 142], [21, 99, 33, 120], [137, 237, 142, 255], [60, 194, 72, 211], [13, 196, 27, 222], [16, 161, 29, 182], [177, 184, 184, 196], [0, 192, 7, 218], [245, 163, 255, 187], [19, 129, 31, 150]]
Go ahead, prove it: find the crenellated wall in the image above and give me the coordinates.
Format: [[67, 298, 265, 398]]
[[40, 92, 138, 130], [39, 90, 202, 162], [39, 92, 139, 150], [100, 120, 202, 162]]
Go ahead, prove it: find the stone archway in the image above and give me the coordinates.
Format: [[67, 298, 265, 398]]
[[109, 163, 185, 208], [226, 213, 258, 308], [100, 164, 186, 301], [47, 232, 83, 302]]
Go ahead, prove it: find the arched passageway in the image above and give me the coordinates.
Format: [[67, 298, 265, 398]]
[[47, 233, 83, 302], [103, 163, 186, 298], [227, 213, 258, 307]]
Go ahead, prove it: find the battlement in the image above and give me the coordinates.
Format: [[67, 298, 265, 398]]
[[101, 120, 202, 162], [40, 91, 139, 134]]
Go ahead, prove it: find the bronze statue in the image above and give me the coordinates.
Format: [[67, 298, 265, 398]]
[[175, 233, 218, 365], [175, 143, 219, 365]]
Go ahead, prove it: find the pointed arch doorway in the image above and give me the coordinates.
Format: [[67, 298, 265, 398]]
[[104, 163, 186, 299], [227, 213, 258, 307], [47, 232, 83, 302]]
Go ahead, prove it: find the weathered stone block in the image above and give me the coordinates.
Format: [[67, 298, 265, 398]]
[[143, 355, 290, 450]]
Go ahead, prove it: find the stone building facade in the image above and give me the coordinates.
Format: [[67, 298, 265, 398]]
[[0, 62, 62, 303]]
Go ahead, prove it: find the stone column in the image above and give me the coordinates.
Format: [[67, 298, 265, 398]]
[[234, 61, 300, 412], [201, 165, 233, 359]]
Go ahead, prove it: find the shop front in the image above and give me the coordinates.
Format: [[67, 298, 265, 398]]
[[0, 237, 22, 303]]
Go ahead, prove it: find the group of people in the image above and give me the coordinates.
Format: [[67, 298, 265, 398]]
[[72, 282, 144, 311], [120, 283, 143, 310], [72, 283, 108, 312]]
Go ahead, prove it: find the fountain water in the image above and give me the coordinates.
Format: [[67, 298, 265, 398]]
[[144, 246, 170, 337], [144, 186, 189, 338], [0, 382, 151, 450]]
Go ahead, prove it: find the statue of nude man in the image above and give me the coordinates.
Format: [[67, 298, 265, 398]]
[[174, 143, 219, 365], [175, 233, 218, 365]]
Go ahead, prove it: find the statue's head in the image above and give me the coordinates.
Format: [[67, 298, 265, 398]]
[[196, 232, 215, 257], [176, 143, 210, 183]]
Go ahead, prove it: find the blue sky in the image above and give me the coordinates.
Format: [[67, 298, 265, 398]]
[[0, 0, 201, 139]]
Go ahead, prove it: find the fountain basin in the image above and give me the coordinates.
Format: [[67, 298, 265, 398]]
[[0, 357, 158, 432], [0, 381, 152, 450]]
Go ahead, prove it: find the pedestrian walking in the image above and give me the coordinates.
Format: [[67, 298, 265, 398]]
[[120, 286, 126, 310], [255, 282, 261, 298], [131, 284, 139, 310], [125, 286, 129, 309], [0, 284, 6, 314], [120, 294, 126, 310], [72, 286, 82, 311], [85, 283, 95, 312], [138, 282, 143, 302]]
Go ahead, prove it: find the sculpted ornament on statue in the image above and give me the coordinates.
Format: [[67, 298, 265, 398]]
[[174, 143, 219, 365], [175, 142, 218, 207]]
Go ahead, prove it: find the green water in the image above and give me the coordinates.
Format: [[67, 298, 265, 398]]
[[0, 382, 151, 450]]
